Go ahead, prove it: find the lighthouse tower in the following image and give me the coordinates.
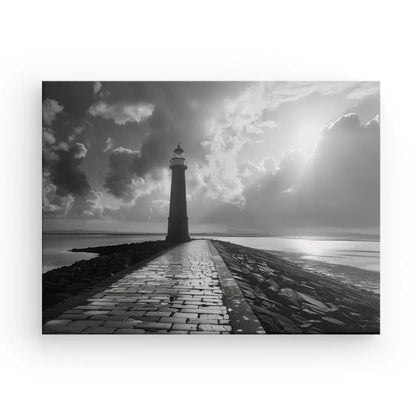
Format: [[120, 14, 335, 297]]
[[166, 143, 190, 243]]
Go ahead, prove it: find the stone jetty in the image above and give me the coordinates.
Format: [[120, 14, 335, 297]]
[[43, 239, 379, 334], [43, 240, 264, 334], [43, 240, 174, 310]]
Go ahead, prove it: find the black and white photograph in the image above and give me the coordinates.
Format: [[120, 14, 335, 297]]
[[42, 81, 380, 334], [3, 1, 416, 415]]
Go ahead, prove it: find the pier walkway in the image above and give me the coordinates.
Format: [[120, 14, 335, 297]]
[[43, 240, 265, 334]]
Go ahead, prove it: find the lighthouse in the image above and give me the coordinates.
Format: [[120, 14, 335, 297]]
[[166, 143, 190, 242]]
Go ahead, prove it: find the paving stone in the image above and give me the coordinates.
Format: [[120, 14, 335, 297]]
[[84, 327, 116, 334], [45, 319, 71, 327], [102, 320, 137, 328], [70, 320, 104, 327], [197, 313, 227, 320], [90, 301, 118, 307], [198, 324, 232, 332], [63, 309, 84, 314], [74, 305, 112, 311], [172, 323, 198, 331], [134, 322, 173, 330], [130, 315, 161, 323], [43, 240, 246, 334], [88, 314, 112, 320], [159, 316, 188, 324], [115, 329, 146, 334], [58, 314, 85, 320], [83, 310, 110, 316], [44, 326, 87, 334], [172, 312, 198, 319], [126, 311, 148, 318], [188, 318, 220, 325], [145, 311, 172, 317]]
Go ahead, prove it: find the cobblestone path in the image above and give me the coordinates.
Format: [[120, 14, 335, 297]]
[[43, 240, 264, 334]]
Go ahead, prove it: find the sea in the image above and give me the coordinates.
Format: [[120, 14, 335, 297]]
[[42, 233, 380, 293]]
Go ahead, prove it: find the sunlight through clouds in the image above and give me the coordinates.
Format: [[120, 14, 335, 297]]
[[42, 81, 379, 234]]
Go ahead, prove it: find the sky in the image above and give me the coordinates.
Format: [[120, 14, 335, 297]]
[[42, 81, 380, 236]]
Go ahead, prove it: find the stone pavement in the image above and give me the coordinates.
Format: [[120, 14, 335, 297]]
[[43, 240, 265, 334]]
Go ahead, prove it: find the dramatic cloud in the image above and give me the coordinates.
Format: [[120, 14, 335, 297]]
[[104, 147, 141, 201], [43, 139, 90, 198], [96, 82, 257, 202], [88, 101, 155, 125], [239, 157, 278, 187], [104, 144, 170, 205], [42, 128, 55, 145], [70, 190, 107, 218], [93, 81, 102, 95], [42, 98, 64, 126], [42, 81, 380, 233], [193, 82, 380, 210], [221, 113, 380, 231], [346, 93, 380, 123], [73, 142, 88, 159], [201, 83, 278, 205], [296, 113, 380, 227], [50, 152, 90, 196], [43, 182, 117, 219], [42, 177, 74, 217], [243, 150, 306, 208], [103, 137, 114, 152], [82, 191, 105, 217]]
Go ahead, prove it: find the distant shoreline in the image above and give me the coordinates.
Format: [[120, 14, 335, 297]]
[[42, 231, 380, 241]]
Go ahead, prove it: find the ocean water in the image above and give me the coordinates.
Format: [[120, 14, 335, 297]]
[[208, 236, 380, 272], [208, 236, 380, 293], [42, 234, 163, 273], [42, 233, 380, 276]]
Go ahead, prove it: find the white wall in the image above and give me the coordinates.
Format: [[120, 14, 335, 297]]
[[1, 1, 414, 415]]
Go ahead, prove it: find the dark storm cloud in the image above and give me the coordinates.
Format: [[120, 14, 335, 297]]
[[42, 86, 97, 216], [42, 98, 63, 125], [297, 113, 380, 227], [48, 145, 91, 196], [93, 82, 380, 229], [100, 82, 251, 203], [42, 127, 56, 145], [107, 83, 219, 164], [42, 82, 95, 117], [103, 137, 114, 152], [69, 190, 116, 219], [88, 101, 154, 125], [42, 125, 91, 199], [93, 81, 102, 95], [42, 179, 74, 217], [104, 147, 140, 201], [41, 81, 379, 233], [130, 104, 178, 177]]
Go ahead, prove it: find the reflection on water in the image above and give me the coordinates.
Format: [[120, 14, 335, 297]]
[[42, 234, 163, 273], [210, 236, 380, 272], [42, 234, 380, 280]]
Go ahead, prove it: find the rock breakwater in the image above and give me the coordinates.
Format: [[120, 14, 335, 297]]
[[211, 240, 379, 334], [43, 240, 174, 310]]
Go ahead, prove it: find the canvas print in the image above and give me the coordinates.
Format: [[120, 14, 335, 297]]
[[42, 81, 380, 334]]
